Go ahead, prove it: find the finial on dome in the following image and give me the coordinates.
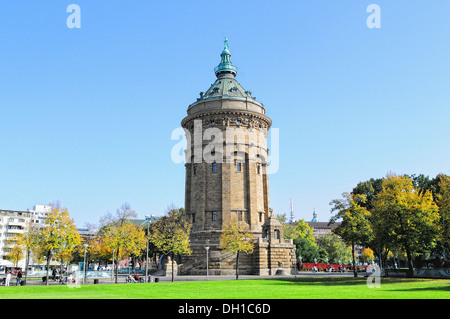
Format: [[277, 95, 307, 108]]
[[214, 37, 237, 78]]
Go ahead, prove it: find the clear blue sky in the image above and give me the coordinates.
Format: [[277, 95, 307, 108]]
[[1, 1, 449, 226]]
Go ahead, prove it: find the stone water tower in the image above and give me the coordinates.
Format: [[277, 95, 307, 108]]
[[180, 39, 295, 275]]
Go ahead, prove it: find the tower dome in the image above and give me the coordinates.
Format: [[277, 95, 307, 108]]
[[184, 38, 268, 118]]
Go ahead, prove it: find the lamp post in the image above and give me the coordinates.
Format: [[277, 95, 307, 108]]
[[299, 255, 302, 272], [145, 215, 151, 283], [205, 246, 210, 281], [83, 244, 88, 285], [111, 249, 115, 281]]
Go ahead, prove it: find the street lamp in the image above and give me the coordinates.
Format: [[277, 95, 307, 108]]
[[145, 215, 151, 283], [299, 255, 302, 272], [111, 249, 115, 281], [205, 246, 210, 281], [83, 244, 88, 285]]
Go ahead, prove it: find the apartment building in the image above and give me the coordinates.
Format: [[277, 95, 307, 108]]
[[0, 209, 31, 269]]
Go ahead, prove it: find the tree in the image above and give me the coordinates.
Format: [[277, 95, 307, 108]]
[[316, 232, 352, 264], [100, 203, 146, 283], [360, 248, 375, 264], [4, 235, 24, 268], [18, 224, 40, 284], [220, 222, 254, 280], [293, 237, 319, 263], [352, 178, 383, 211], [433, 174, 450, 258], [149, 208, 191, 282], [330, 193, 373, 277], [373, 174, 440, 277], [34, 204, 81, 285]]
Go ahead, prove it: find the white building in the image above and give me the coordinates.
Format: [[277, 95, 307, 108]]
[[29, 204, 52, 226], [0, 209, 31, 270]]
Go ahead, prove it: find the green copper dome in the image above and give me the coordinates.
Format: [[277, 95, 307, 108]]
[[186, 38, 266, 116]]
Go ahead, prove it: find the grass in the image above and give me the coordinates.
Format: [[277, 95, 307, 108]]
[[0, 277, 448, 299]]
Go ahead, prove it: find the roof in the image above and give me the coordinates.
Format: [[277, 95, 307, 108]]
[[306, 221, 341, 229], [187, 39, 264, 111], [129, 216, 159, 227]]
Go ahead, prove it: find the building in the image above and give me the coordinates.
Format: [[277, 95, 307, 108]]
[[0, 209, 31, 269], [29, 204, 51, 226], [306, 209, 340, 238], [180, 39, 295, 275]]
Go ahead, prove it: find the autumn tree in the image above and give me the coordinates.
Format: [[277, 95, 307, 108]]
[[4, 235, 24, 268], [220, 222, 255, 280], [373, 174, 440, 277], [149, 208, 191, 282], [34, 204, 81, 285], [100, 203, 147, 283]]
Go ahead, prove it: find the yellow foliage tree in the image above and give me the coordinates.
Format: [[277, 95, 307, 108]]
[[373, 174, 440, 277], [220, 222, 254, 280], [34, 204, 81, 285]]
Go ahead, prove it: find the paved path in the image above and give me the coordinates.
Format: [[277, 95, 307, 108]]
[[4, 271, 356, 287]]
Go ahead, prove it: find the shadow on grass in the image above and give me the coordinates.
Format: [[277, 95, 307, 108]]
[[261, 277, 448, 289]]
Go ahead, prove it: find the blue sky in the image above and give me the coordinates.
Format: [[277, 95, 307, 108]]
[[1, 1, 449, 226]]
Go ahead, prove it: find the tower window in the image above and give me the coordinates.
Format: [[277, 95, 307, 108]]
[[257, 164, 261, 175], [236, 162, 241, 172], [192, 213, 196, 223], [193, 164, 197, 175], [212, 162, 217, 173], [212, 211, 217, 221]]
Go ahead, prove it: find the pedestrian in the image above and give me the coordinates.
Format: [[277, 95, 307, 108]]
[[16, 270, 23, 286], [5, 271, 11, 286]]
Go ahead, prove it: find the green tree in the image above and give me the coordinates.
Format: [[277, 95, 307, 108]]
[[352, 178, 383, 211], [220, 222, 254, 280], [434, 174, 450, 257], [316, 232, 352, 264], [293, 237, 319, 263], [330, 193, 373, 277], [373, 174, 440, 277]]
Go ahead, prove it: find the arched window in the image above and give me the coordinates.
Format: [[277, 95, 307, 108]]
[[212, 162, 217, 173]]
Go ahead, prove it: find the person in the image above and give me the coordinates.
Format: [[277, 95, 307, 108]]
[[134, 273, 140, 281], [127, 273, 136, 283], [5, 271, 11, 286], [16, 270, 23, 286]]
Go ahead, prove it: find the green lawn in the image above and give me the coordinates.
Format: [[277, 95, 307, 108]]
[[0, 277, 448, 299]]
